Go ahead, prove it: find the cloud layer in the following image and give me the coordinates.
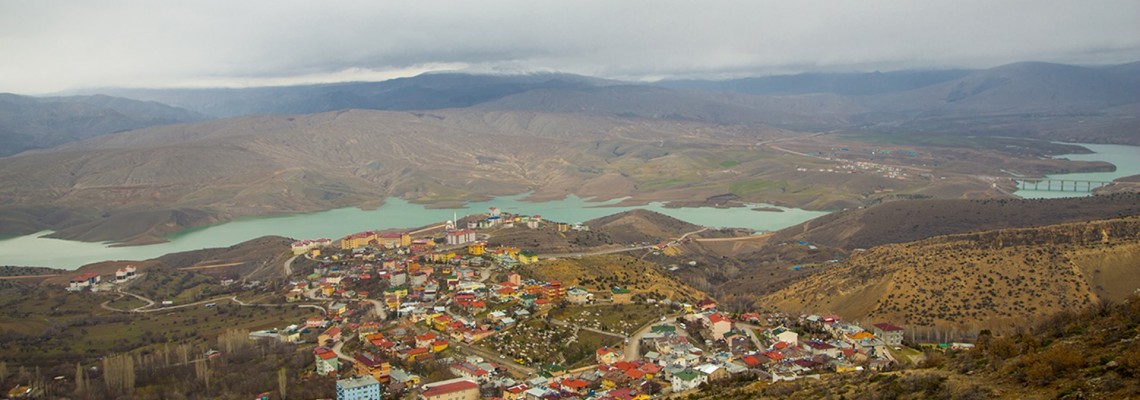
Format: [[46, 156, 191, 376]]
[[3, 0, 1138, 94]]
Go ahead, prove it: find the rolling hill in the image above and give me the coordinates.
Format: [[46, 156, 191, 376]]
[[0, 107, 905, 244], [81, 61, 1140, 145], [766, 193, 1140, 251], [87, 73, 615, 118], [760, 215, 1140, 331], [0, 93, 205, 157], [659, 69, 972, 96], [689, 194, 1140, 309]]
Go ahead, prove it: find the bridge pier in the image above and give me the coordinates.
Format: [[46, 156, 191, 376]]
[[1015, 179, 1109, 193]]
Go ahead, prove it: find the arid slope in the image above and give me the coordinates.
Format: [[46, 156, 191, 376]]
[[761, 216, 1140, 331]]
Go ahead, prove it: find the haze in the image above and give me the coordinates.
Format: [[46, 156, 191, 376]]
[[2, 0, 1139, 94]]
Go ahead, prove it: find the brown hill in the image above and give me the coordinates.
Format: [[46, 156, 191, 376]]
[[585, 209, 703, 244], [760, 215, 1140, 331], [687, 195, 1140, 308], [0, 109, 816, 243], [519, 254, 705, 303], [38, 236, 293, 287], [486, 209, 701, 254], [768, 193, 1140, 251]]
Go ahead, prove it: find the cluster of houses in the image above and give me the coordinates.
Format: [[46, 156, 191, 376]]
[[66, 265, 137, 292], [61, 204, 919, 399]]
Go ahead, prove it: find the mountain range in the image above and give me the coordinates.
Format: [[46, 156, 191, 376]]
[[69, 60, 1140, 142], [1, 60, 1138, 245], [0, 93, 204, 157]]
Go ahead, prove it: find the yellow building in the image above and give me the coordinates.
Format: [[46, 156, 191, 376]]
[[467, 242, 485, 256], [340, 232, 377, 249], [376, 232, 411, 248]]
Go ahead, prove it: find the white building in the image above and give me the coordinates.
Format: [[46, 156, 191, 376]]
[[447, 229, 477, 245]]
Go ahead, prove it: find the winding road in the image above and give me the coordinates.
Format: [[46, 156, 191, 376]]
[[100, 291, 325, 314]]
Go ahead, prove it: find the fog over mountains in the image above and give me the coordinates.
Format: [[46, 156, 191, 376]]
[[68, 61, 1140, 141]]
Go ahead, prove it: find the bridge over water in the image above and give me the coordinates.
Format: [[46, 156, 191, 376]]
[[1015, 179, 1111, 192]]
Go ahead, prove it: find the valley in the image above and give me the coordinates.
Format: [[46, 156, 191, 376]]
[[1, 62, 1138, 399]]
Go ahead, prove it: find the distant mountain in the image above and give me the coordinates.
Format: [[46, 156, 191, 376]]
[[659, 69, 972, 96], [77, 62, 1140, 144], [849, 62, 1140, 144], [89, 73, 615, 118], [864, 61, 1140, 114], [476, 84, 863, 129], [0, 93, 205, 157]]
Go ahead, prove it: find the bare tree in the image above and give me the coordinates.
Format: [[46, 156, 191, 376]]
[[74, 362, 87, 398], [278, 367, 287, 399], [102, 353, 135, 396]]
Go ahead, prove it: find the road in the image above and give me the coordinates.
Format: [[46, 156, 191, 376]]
[[692, 233, 772, 242], [734, 322, 768, 350], [331, 340, 358, 364], [362, 299, 388, 320], [101, 290, 325, 314], [283, 255, 298, 276], [624, 313, 685, 361], [177, 262, 245, 271], [409, 223, 446, 236]]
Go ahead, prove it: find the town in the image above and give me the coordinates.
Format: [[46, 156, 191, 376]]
[[112, 206, 917, 400]]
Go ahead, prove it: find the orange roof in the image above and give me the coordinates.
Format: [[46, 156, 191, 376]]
[[421, 380, 479, 397]]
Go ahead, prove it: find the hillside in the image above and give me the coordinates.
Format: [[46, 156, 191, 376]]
[[0, 108, 914, 244], [486, 209, 702, 254], [692, 195, 1140, 307], [856, 62, 1140, 144], [760, 215, 1140, 331], [767, 193, 1140, 251], [518, 254, 705, 303], [659, 69, 972, 96], [686, 294, 1140, 400], [0, 93, 204, 157], [585, 209, 703, 244], [33, 235, 294, 287], [89, 73, 615, 118]]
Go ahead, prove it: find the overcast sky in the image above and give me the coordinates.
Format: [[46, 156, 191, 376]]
[[2, 0, 1138, 94]]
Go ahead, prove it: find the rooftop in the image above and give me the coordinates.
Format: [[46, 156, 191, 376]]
[[421, 380, 479, 397], [336, 375, 379, 390]]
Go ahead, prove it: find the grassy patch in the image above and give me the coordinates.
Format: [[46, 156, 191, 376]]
[[549, 303, 669, 336], [719, 160, 740, 168], [729, 179, 785, 196]]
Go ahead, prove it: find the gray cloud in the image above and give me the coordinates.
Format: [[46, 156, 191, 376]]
[[2, 0, 1138, 94]]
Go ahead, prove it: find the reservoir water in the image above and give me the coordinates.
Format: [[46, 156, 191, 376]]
[[1013, 143, 1140, 199], [0, 195, 828, 269]]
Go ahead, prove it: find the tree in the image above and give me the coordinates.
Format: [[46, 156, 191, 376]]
[[102, 353, 135, 396], [278, 367, 287, 399], [74, 362, 87, 398]]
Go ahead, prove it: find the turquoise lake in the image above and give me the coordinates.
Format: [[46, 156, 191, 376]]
[[1013, 143, 1140, 199], [6, 142, 1134, 270], [0, 195, 828, 269]]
